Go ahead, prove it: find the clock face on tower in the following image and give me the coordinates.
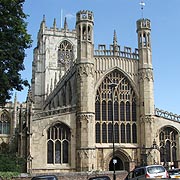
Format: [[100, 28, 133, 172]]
[[58, 40, 73, 65]]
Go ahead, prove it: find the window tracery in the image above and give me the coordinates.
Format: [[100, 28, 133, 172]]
[[58, 40, 73, 66], [159, 127, 178, 165], [47, 123, 70, 164], [95, 70, 137, 143], [0, 112, 10, 135]]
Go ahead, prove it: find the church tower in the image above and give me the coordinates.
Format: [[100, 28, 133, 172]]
[[75, 10, 96, 171], [31, 16, 77, 109], [137, 19, 155, 152]]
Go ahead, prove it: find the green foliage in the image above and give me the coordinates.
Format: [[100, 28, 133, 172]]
[[0, 171, 20, 180], [0, 0, 32, 105], [0, 154, 26, 173], [0, 141, 26, 176]]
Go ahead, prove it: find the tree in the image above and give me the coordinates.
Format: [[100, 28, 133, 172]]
[[0, 0, 32, 105]]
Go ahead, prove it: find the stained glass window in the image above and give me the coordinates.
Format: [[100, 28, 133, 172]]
[[95, 70, 137, 143], [58, 40, 73, 66], [159, 127, 178, 164], [0, 112, 10, 134], [47, 123, 70, 164]]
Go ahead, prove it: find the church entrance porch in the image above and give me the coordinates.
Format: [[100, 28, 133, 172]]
[[103, 149, 131, 172], [109, 156, 124, 171]]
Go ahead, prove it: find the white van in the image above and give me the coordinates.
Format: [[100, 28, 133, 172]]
[[125, 165, 169, 180]]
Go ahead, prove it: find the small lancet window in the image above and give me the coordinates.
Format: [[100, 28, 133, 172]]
[[143, 33, 147, 47], [88, 25, 91, 41], [82, 25, 86, 40]]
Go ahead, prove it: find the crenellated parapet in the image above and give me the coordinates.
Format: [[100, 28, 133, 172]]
[[94, 44, 139, 60]]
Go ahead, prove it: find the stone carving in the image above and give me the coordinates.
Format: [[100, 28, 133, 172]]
[[77, 63, 94, 77], [77, 113, 94, 123], [139, 68, 153, 81], [140, 115, 154, 124]]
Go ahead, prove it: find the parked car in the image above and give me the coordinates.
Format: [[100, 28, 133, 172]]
[[88, 175, 111, 180], [125, 165, 169, 180], [168, 168, 180, 178], [31, 175, 58, 180]]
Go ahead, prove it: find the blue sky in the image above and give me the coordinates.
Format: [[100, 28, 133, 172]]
[[14, 0, 180, 115]]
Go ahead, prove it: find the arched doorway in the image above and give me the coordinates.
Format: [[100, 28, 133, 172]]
[[109, 156, 124, 171]]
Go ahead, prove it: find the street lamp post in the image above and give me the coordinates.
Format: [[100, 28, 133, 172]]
[[109, 82, 118, 180]]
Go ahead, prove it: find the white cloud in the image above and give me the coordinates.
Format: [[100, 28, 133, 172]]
[[65, 13, 75, 20]]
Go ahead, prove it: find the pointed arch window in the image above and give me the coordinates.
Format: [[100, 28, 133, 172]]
[[102, 123, 107, 143], [95, 70, 137, 144], [126, 123, 131, 143], [95, 101, 100, 120], [108, 101, 112, 121], [120, 102, 125, 121], [58, 40, 73, 66], [132, 101, 136, 121], [47, 123, 70, 164], [159, 127, 178, 167], [96, 123, 100, 143], [108, 123, 112, 143], [102, 100, 106, 121], [0, 112, 10, 134], [121, 124, 125, 143], [172, 145, 177, 162], [114, 123, 119, 143], [114, 101, 119, 121], [126, 102, 130, 121], [132, 123, 137, 143]]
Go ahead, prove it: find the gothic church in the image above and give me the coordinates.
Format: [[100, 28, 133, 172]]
[[0, 10, 180, 174]]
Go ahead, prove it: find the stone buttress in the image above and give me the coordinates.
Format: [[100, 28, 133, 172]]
[[75, 10, 96, 171]]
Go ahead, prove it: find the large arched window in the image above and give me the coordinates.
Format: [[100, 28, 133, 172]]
[[95, 70, 137, 143], [0, 112, 10, 134], [47, 123, 70, 164], [159, 127, 178, 167], [58, 40, 73, 66]]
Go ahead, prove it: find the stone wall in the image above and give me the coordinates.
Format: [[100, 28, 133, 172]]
[[11, 171, 128, 180]]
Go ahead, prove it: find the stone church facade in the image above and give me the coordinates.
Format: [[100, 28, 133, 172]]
[[0, 10, 180, 174]]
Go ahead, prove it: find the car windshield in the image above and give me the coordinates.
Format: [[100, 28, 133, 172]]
[[147, 166, 165, 174]]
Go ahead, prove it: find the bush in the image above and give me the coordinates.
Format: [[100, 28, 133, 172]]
[[0, 154, 26, 172], [0, 171, 20, 180]]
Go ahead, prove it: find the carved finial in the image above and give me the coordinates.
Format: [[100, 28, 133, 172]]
[[53, 18, 56, 29], [43, 15, 46, 22], [64, 17, 68, 30], [113, 30, 119, 56], [113, 30, 118, 46], [40, 15, 46, 29]]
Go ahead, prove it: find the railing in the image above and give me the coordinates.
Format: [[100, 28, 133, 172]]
[[155, 108, 180, 122], [33, 105, 76, 120], [94, 45, 139, 60]]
